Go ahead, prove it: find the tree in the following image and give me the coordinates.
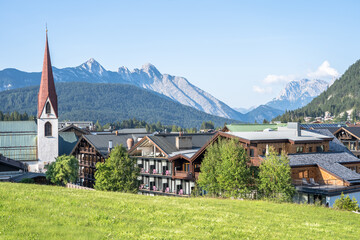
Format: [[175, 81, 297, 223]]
[[258, 147, 295, 202], [333, 193, 359, 211], [197, 141, 221, 196], [94, 145, 139, 193], [95, 120, 103, 131], [262, 119, 269, 124], [198, 138, 251, 198], [200, 121, 215, 130], [46, 155, 79, 185]]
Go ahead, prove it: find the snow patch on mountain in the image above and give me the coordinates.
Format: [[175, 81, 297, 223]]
[[266, 79, 329, 111]]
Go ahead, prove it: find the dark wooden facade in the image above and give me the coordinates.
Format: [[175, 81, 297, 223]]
[[334, 128, 360, 158], [72, 138, 105, 188]]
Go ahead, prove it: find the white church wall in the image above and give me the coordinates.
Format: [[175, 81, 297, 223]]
[[37, 98, 58, 172]]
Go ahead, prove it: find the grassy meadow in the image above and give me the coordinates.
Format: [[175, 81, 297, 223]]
[[0, 182, 359, 239]]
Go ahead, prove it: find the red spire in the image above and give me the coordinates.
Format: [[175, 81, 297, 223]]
[[38, 31, 58, 118]]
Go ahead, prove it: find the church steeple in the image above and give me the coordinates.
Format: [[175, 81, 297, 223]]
[[38, 30, 58, 118]]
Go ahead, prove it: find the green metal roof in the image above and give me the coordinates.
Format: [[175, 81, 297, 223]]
[[59, 132, 78, 156], [225, 123, 287, 132], [0, 121, 37, 161]]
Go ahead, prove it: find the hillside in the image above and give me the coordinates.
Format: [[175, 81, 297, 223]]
[[0, 59, 245, 121], [0, 82, 238, 128], [1, 182, 359, 239], [275, 60, 360, 121]]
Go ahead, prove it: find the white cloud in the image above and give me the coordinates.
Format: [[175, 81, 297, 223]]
[[307, 61, 339, 79], [263, 74, 295, 84], [252, 85, 272, 93]]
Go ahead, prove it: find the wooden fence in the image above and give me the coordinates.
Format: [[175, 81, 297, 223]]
[[66, 183, 95, 191]]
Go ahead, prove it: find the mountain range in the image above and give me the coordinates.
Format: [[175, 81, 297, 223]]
[[0, 59, 330, 123], [275, 59, 360, 122], [0, 82, 238, 128], [265, 79, 329, 111]]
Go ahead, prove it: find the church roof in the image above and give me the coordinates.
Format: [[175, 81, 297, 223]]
[[38, 32, 58, 118], [0, 121, 37, 162]]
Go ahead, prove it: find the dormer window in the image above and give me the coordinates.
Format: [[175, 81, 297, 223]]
[[45, 102, 51, 114], [45, 122, 52, 136]]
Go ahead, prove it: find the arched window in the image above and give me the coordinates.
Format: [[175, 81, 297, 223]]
[[45, 102, 51, 114], [45, 122, 52, 137]]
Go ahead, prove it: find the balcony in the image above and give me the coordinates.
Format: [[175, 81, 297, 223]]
[[173, 170, 193, 180], [140, 168, 172, 177], [80, 147, 97, 154]]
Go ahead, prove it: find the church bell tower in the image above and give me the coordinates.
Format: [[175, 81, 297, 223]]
[[37, 30, 58, 171]]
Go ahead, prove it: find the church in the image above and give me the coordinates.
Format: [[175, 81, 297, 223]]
[[0, 32, 75, 172]]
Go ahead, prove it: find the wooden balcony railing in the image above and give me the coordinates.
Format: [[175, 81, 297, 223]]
[[173, 171, 193, 180]]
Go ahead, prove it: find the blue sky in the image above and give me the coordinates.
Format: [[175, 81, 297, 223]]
[[1, 0, 360, 108]]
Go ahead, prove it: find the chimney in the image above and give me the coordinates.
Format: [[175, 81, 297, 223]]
[[287, 122, 301, 137], [127, 138, 134, 150], [108, 140, 113, 153], [176, 136, 192, 150]]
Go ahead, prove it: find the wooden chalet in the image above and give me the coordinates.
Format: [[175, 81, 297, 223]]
[[71, 132, 147, 188], [333, 127, 360, 158], [128, 133, 215, 196]]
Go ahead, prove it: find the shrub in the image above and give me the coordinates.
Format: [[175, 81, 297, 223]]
[[20, 178, 35, 184], [46, 155, 79, 186], [333, 193, 359, 211]]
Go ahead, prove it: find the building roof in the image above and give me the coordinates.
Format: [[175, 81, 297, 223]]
[[80, 134, 147, 157], [59, 124, 90, 135], [224, 123, 286, 132], [337, 127, 360, 139], [300, 123, 346, 129], [309, 128, 351, 153], [116, 128, 148, 134], [38, 32, 58, 118], [289, 152, 360, 183], [0, 154, 27, 171], [0, 121, 37, 161], [225, 129, 332, 143], [10, 172, 46, 183], [59, 132, 78, 156], [146, 133, 215, 156]]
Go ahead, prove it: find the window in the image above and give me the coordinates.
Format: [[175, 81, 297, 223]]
[[45, 102, 51, 114], [45, 122, 52, 136], [278, 148, 282, 154], [296, 146, 303, 153], [262, 149, 266, 155], [250, 149, 254, 157], [316, 145, 324, 153], [309, 147, 313, 153], [183, 163, 190, 172]]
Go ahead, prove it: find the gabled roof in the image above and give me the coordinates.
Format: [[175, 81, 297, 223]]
[[38, 32, 58, 118], [334, 127, 360, 140], [73, 134, 147, 157], [289, 152, 360, 183], [59, 132, 78, 156], [129, 133, 216, 160], [59, 124, 90, 135]]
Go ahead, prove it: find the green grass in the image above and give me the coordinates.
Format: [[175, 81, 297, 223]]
[[0, 182, 359, 240]]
